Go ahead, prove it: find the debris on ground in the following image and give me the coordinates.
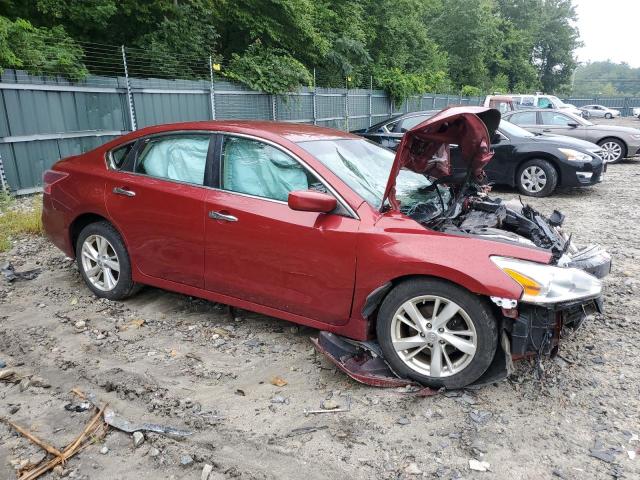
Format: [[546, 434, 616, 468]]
[[1, 262, 40, 282], [270, 376, 288, 387], [469, 459, 491, 472]]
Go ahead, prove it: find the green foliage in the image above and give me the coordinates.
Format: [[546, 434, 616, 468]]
[[461, 85, 482, 97], [572, 61, 640, 96], [226, 43, 312, 95], [0, 15, 87, 79], [0, 0, 584, 96], [133, 3, 219, 79]]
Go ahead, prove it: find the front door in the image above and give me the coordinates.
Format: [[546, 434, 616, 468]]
[[204, 135, 359, 325], [104, 133, 213, 288], [539, 111, 586, 139]]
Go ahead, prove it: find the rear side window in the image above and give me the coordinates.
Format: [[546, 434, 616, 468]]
[[109, 143, 135, 169], [508, 111, 537, 125], [135, 135, 210, 185]]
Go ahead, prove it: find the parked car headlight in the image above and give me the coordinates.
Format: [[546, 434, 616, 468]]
[[558, 148, 592, 162], [490, 256, 601, 304]]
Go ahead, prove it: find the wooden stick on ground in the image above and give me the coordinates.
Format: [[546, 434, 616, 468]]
[[19, 406, 108, 480], [0, 418, 63, 458]]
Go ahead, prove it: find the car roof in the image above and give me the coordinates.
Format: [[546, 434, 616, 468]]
[[107, 120, 360, 147], [367, 110, 439, 131]]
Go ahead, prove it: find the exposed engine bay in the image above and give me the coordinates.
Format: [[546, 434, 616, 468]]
[[401, 181, 611, 279]]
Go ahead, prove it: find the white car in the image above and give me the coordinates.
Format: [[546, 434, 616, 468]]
[[634, 107, 640, 119], [511, 93, 584, 117], [580, 105, 621, 119]]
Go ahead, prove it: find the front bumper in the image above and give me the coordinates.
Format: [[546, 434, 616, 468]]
[[509, 297, 603, 357]]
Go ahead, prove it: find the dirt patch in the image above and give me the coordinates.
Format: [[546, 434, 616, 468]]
[[1, 161, 639, 479]]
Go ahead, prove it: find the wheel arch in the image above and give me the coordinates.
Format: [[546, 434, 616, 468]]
[[69, 212, 122, 256], [597, 136, 628, 155], [362, 273, 493, 326]]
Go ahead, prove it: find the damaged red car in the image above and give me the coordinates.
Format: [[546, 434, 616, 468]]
[[42, 107, 611, 389]]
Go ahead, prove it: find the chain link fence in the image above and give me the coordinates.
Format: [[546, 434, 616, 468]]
[[2, 40, 639, 193]]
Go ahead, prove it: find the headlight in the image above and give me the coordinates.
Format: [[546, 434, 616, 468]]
[[491, 256, 601, 304], [558, 148, 592, 162]]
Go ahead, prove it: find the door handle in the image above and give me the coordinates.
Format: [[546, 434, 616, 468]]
[[113, 187, 136, 197], [542, 129, 552, 133], [208, 211, 238, 222]]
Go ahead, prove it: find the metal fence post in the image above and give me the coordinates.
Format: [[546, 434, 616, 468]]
[[344, 76, 349, 131], [312, 68, 317, 125], [208, 55, 216, 120], [121, 45, 137, 131], [368, 76, 373, 127], [271, 95, 277, 121], [432, 95, 436, 109], [0, 152, 8, 192]]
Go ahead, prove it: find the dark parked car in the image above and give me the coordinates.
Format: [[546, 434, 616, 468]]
[[354, 111, 605, 196], [502, 109, 640, 163], [42, 107, 610, 389]]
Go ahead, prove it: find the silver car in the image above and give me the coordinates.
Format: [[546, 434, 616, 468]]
[[634, 107, 640, 119], [580, 105, 621, 119], [503, 109, 640, 163]]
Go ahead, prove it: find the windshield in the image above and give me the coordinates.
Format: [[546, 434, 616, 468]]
[[298, 139, 450, 215], [499, 120, 534, 138]]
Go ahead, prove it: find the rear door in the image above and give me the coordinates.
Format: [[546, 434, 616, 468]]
[[203, 134, 359, 325], [104, 132, 213, 288]]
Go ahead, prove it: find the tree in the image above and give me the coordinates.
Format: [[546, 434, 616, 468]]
[[531, 0, 581, 93], [0, 15, 87, 79]]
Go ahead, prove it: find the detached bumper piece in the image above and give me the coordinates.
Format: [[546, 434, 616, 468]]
[[509, 296, 603, 357], [311, 331, 510, 392]]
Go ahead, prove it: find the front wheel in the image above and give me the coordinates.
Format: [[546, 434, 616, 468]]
[[597, 138, 626, 163], [376, 279, 498, 389], [604, 113, 612, 119], [516, 159, 558, 197]]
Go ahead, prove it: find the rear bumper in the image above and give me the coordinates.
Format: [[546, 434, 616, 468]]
[[42, 194, 74, 257]]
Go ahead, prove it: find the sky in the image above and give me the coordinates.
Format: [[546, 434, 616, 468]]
[[573, 0, 640, 67]]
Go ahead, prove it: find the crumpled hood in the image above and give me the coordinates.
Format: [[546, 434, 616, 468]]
[[382, 106, 501, 210]]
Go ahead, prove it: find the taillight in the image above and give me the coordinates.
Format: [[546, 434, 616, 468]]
[[42, 170, 69, 194]]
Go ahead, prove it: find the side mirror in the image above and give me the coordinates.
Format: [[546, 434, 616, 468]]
[[288, 190, 337, 213], [567, 122, 579, 128]]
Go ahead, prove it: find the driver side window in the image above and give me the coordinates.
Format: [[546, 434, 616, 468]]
[[221, 136, 327, 202]]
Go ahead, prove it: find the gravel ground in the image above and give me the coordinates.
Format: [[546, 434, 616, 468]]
[[1, 131, 639, 479]]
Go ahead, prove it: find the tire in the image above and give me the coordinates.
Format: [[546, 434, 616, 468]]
[[376, 278, 498, 389], [75, 221, 139, 300], [604, 113, 612, 119], [516, 159, 558, 197], [582, 111, 590, 119], [597, 137, 626, 163]]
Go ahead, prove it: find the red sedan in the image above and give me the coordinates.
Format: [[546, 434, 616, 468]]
[[42, 107, 610, 389]]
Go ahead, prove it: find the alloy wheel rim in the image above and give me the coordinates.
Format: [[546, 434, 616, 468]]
[[521, 166, 547, 193], [390, 295, 477, 378], [601, 142, 622, 162], [81, 235, 120, 291]]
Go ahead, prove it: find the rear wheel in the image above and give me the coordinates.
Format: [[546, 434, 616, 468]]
[[376, 279, 498, 389], [76, 221, 139, 300], [516, 159, 558, 197], [597, 138, 626, 163]]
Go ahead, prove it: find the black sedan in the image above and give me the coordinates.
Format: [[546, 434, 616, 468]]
[[353, 111, 605, 197]]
